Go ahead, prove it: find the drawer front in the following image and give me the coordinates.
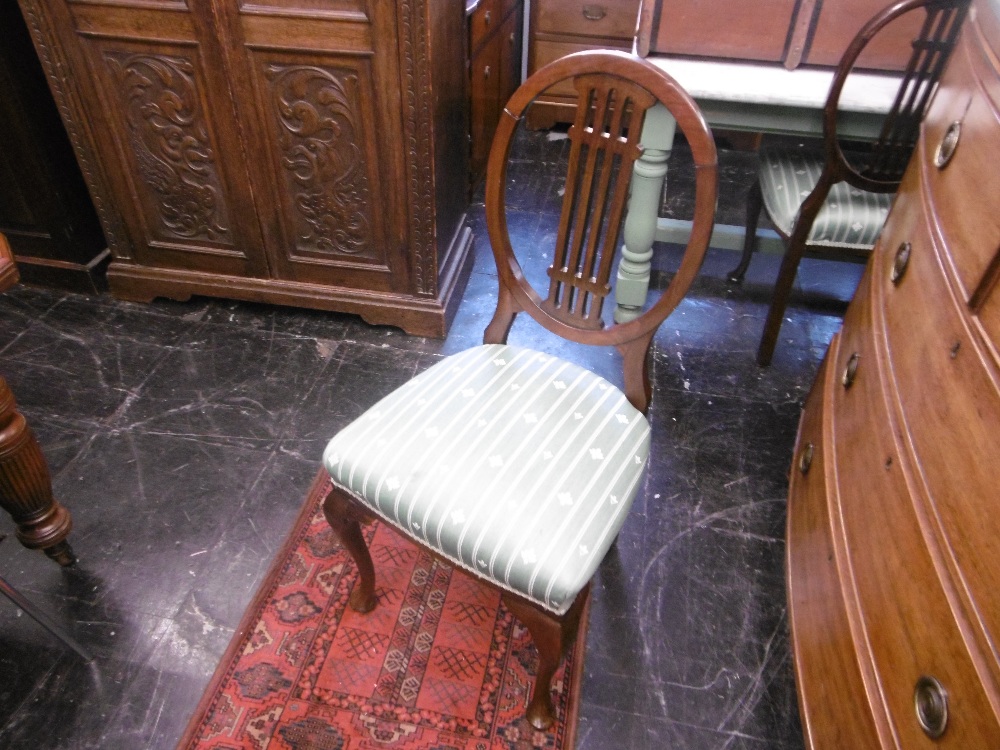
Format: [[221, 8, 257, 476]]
[[804, 0, 922, 70], [647, 0, 796, 63], [787, 345, 887, 750], [830, 262, 1000, 747], [534, 0, 640, 41], [873, 170, 1000, 670], [529, 38, 630, 95], [920, 29, 1000, 301]]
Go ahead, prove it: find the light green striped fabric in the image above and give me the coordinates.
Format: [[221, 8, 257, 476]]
[[323, 344, 650, 615], [759, 146, 892, 249]]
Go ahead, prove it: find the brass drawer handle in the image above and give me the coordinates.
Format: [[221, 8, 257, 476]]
[[484, 65, 491, 80], [934, 121, 961, 168], [915, 675, 949, 739], [484, 9, 492, 25], [582, 4, 607, 20], [842, 352, 860, 389], [891, 242, 911, 285], [798, 442, 814, 475]]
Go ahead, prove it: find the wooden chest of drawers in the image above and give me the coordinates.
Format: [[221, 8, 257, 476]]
[[786, 0, 1000, 746], [526, 0, 641, 129]]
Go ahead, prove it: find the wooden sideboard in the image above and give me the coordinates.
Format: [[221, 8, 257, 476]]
[[525, 0, 641, 129], [16, 0, 473, 337], [787, 0, 1000, 746], [468, 0, 523, 188], [636, 0, 921, 70]]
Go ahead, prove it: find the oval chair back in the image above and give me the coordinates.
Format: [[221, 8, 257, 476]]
[[484, 50, 719, 412]]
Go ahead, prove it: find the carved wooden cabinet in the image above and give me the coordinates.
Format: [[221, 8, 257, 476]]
[[526, 0, 642, 129], [787, 0, 1000, 746], [468, 0, 523, 187], [16, 0, 473, 336]]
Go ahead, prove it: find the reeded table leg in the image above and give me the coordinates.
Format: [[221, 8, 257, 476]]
[[614, 104, 676, 323], [0, 375, 75, 566]]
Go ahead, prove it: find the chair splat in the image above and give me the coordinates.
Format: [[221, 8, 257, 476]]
[[545, 76, 656, 329]]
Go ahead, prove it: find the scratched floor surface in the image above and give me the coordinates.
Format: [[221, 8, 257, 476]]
[[0, 129, 862, 749]]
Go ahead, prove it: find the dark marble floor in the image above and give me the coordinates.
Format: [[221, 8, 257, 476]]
[[0, 128, 862, 749]]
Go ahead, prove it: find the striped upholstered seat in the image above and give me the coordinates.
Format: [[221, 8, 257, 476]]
[[759, 146, 892, 250], [323, 344, 649, 615]]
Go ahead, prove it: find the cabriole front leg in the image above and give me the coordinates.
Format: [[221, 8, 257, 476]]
[[615, 105, 677, 324], [0, 376, 75, 566], [322, 485, 378, 613]]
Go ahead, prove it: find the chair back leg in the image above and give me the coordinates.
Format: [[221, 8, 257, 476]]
[[728, 181, 764, 284], [757, 231, 807, 366], [757, 178, 833, 365]]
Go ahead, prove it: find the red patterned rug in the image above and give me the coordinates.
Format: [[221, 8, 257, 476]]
[[177, 470, 587, 750]]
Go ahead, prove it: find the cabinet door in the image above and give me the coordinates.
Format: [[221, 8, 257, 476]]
[[470, 29, 503, 184], [498, 6, 523, 109], [220, 0, 412, 292], [21, 0, 271, 278]]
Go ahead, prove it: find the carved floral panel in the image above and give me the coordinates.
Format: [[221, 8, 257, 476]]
[[105, 51, 231, 244], [266, 64, 376, 261]]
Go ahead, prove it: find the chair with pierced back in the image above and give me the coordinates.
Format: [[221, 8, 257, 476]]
[[320, 50, 717, 729], [727, 0, 969, 366]]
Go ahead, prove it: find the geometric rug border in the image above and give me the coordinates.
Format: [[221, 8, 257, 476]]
[[174, 469, 330, 750], [174, 467, 588, 750]]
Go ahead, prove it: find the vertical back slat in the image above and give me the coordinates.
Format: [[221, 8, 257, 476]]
[[590, 103, 649, 322], [546, 88, 593, 310], [579, 88, 629, 321], [562, 83, 612, 314]]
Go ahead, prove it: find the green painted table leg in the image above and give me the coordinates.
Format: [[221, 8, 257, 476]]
[[615, 104, 676, 324]]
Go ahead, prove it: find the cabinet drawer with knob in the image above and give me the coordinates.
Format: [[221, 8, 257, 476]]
[[470, 0, 500, 51], [535, 0, 639, 41], [870, 175, 1000, 677], [787, 344, 887, 749], [526, 0, 639, 128], [919, 29, 1000, 300]]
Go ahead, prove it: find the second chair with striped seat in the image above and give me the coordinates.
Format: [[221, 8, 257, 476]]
[[318, 50, 718, 729], [728, 0, 969, 365]]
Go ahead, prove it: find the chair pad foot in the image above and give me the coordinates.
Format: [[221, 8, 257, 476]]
[[348, 586, 377, 613], [526, 695, 555, 730]]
